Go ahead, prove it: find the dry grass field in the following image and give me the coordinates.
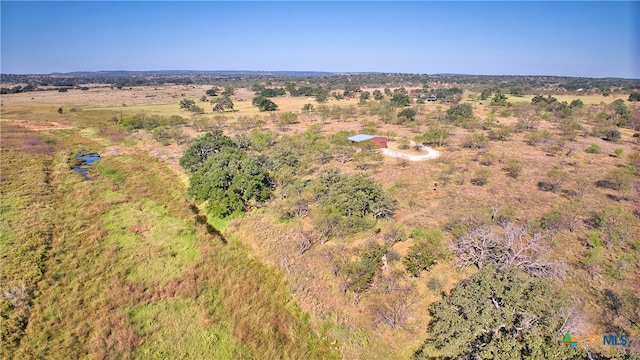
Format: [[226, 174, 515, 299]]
[[2, 83, 639, 359]]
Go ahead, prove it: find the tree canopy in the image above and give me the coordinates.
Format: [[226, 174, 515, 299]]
[[188, 147, 272, 217], [317, 170, 393, 220], [179, 130, 236, 172], [446, 103, 473, 122], [415, 264, 579, 359], [398, 107, 417, 121], [213, 96, 234, 112], [252, 96, 279, 111]]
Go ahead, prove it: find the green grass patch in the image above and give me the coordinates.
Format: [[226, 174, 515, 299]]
[[129, 298, 249, 359], [101, 198, 199, 285]]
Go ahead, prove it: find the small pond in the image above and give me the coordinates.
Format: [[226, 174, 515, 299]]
[[72, 153, 100, 180]]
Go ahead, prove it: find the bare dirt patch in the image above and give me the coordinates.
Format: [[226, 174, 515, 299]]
[[3, 120, 74, 131]]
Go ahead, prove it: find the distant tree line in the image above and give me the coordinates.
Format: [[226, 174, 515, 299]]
[[3, 72, 637, 95]]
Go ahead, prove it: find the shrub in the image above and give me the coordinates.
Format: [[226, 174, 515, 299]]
[[122, 115, 144, 130], [504, 159, 522, 178], [420, 128, 450, 147], [471, 168, 490, 186], [403, 229, 445, 277], [597, 167, 635, 191], [524, 130, 552, 146], [604, 129, 621, 142], [463, 133, 489, 149], [344, 242, 386, 294], [586, 143, 602, 154], [252, 96, 278, 111], [479, 153, 497, 166], [397, 107, 417, 122], [570, 99, 584, 108], [487, 127, 512, 141], [446, 103, 473, 122], [614, 148, 624, 157]]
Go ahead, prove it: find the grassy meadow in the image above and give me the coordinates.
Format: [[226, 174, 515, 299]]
[[2, 82, 639, 359], [0, 89, 338, 359]]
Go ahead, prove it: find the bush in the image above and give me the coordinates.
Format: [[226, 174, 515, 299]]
[[504, 159, 522, 178], [614, 148, 624, 157], [122, 115, 144, 130], [344, 242, 386, 294], [463, 133, 489, 149], [479, 152, 497, 166], [446, 103, 473, 123], [597, 167, 635, 191], [403, 229, 444, 277], [604, 129, 621, 142], [252, 96, 278, 111], [487, 127, 512, 141], [419, 128, 450, 146], [524, 130, 552, 146], [471, 168, 490, 186], [586, 143, 602, 154], [397, 107, 417, 122]]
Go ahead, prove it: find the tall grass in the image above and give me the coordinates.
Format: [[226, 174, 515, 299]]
[[2, 125, 336, 359]]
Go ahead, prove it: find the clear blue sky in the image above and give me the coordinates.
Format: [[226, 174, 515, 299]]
[[1, 1, 638, 78]]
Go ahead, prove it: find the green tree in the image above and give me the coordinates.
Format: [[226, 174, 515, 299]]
[[213, 96, 234, 112], [628, 92, 640, 102], [302, 103, 314, 112], [391, 90, 411, 107], [205, 88, 218, 97], [252, 96, 279, 111], [462, 133, 488, 149], [373, 89, 384, 100], [188, 148, 272, 217], [491, 93, 508, 105], [315, 92, 328, 103], [278, 112, 299, 125], [398, 107, 417, 121], [320, 173, 393, 219], [403, 229, 445, 277], [569, 99, 584, 108], [179, 99, 196, 110], [419, 128, 450, 147], [179, 130, 236, 172], [416, 265, 577, 360], [480, 89, 493, 101], [446, 103, 473, 122], [359, 91, 371, 104]]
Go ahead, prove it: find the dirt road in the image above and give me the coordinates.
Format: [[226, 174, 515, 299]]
[[380, 143, 441, 161]]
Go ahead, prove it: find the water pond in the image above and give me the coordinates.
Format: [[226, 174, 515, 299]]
[[72, 153, 100, 180]]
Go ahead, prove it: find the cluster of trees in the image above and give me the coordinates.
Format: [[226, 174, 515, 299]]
[[252, 96, 279, 111], [180, 130, 273, 217], [0, 84, 38, 94], [252, 86, 286, 97], [415, 264, 578, 359], [179, 99, 203, 113]]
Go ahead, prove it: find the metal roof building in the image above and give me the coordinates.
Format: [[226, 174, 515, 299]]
[[348, 134, 388, 148]]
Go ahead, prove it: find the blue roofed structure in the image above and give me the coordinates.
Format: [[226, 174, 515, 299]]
[[348, 134, 376, 142]]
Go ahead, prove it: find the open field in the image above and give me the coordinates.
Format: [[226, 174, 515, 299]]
[[2, 79, 639, 359]]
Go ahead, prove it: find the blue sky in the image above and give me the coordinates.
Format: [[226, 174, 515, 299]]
[[1, 1, 638, 78]]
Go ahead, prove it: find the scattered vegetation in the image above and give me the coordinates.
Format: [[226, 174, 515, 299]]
[[2, 72, 639, 359]]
